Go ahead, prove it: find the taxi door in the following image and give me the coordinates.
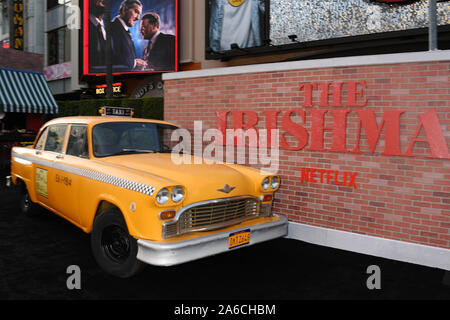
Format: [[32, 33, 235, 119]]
[[35, 124, 70, 216], [47, 124, 84, 225], [32, 125, 53, 208]]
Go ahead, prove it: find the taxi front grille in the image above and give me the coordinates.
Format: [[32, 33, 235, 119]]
[[162, 196, 259, 239]]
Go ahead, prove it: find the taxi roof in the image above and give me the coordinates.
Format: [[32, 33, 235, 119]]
[[43, 116, 178, 128]]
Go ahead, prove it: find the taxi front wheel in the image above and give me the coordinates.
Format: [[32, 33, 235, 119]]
[[91, 208, 146, 278]]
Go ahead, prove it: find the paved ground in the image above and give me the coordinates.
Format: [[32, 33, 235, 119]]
[[0, 172, 448, 303]]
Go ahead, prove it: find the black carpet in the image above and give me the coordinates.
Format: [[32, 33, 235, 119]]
[[0, 171, 448, 301]]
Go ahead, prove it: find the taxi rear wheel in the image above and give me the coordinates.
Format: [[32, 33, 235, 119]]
[[91, 208, 146, 278], [20, 187, 41, 216]]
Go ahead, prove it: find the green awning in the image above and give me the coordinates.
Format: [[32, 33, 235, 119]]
[[0, 68, 58, 114]]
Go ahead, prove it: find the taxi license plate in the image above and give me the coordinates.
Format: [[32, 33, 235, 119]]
[[228, 229, 250, 249]]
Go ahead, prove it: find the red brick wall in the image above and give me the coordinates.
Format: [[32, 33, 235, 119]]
[[0, 47, 43, 73], [164, 58, 450, 250]]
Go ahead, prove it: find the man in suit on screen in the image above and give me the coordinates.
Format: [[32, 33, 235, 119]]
[[139, 12, 176, 71], [88, 0, 106, 72], [111, 0, 147, 72]]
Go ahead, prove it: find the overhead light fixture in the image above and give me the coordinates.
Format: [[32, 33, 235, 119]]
[[288, 34, 299, 43], [230, 43, 239, 50], [263, 38, 272, 46], [263, 38, 282, 49], [230, 43, 249, 53]]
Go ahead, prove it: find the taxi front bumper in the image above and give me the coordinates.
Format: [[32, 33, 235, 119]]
[[136, 215, 288, 266]]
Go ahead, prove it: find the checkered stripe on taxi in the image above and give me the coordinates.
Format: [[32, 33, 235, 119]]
[[77, 168, 156, 196], [11, 152, 156, 196]]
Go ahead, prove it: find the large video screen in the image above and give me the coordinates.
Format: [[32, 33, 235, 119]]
[[269, 0, 449, 46], [83, 0, 177, 75], [206, 0, 449, 55], [207, 0, 269, 52]]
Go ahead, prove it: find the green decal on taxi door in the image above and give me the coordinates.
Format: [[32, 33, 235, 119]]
[[36, 167, 48, 198]]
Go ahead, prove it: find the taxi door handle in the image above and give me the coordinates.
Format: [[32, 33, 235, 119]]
[[56, 154, 64, 160]]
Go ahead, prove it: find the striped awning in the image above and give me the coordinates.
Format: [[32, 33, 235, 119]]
[[0, 68, 58, 114]]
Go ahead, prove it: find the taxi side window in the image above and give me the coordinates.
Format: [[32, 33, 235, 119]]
[[34, 127, 48, 150], [44, 124, 67, 153], [67, 125, 89, 158]]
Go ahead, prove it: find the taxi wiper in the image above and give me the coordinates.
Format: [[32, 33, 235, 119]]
[[157, 148, 173, 153], [156, 144, 172, 153], [110, 149, 155, 156]]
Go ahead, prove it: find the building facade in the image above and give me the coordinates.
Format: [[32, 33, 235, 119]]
[[0, 0, 58, 168], [8, 0, 446, 100]]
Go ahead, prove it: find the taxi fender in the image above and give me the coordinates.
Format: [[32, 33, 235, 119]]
[[14, 174, 36, 202], [24, 178, 38, 203], [89, 193, 136, 235]]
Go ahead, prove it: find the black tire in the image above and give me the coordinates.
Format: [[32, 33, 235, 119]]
[[91, 208, 146, 278], [20, 188, 41, 216]]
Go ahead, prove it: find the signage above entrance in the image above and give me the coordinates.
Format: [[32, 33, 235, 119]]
[[95, 83, 122, 95]]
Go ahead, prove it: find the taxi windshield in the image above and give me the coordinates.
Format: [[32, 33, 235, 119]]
[[92, 122, 178, 157]]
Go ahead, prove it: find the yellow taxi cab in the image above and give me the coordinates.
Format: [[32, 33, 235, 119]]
[[8, 108, 287, 277]]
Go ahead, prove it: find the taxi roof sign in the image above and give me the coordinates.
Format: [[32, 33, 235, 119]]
[[99, 106, 134, 117]]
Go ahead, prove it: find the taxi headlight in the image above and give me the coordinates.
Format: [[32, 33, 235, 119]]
[[271, 176, 279, 189], [171, 186, 185, 203], [261, 177, 270, 190], [156, 188, 170, 204]]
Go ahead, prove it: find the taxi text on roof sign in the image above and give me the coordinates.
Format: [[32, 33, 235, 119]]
[[99, 106, 134, 117]]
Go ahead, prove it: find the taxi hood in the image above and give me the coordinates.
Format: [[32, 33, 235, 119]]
[[98, 153, 260, 200]]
